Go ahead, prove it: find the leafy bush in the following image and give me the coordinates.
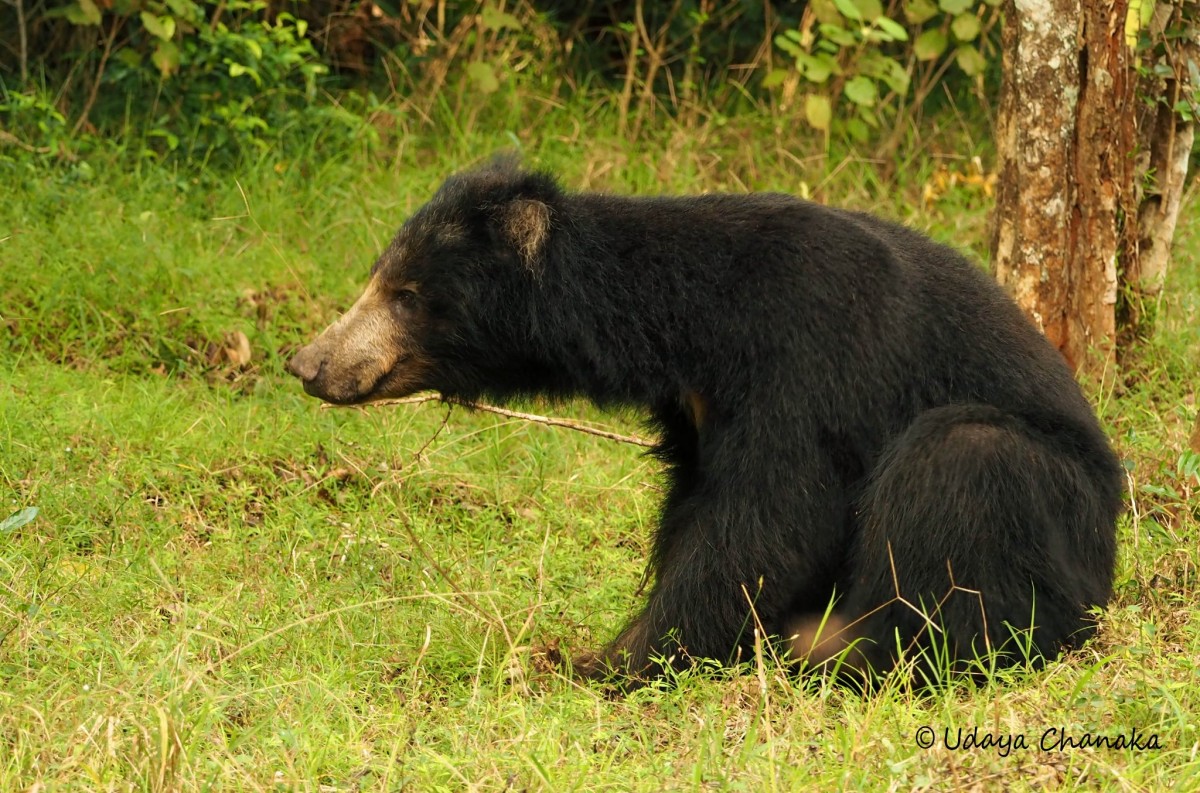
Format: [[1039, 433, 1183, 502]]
[[0, 0, 1009, 165], [2, 0, 367, 162], [770, 0, 1000, 142]]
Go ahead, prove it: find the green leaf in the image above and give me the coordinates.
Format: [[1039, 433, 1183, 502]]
[[797, 52, 838, 83], [875, 17, 909, 42], [115, 48, 144, 68], [954, 43, 988, 76], [152, 41, 180, 77], [811, 0, 844, 25], [851, 0, 884, 19], [141, 12, 176, 42], [914, 28, 948, 60], [774, 33, 802, 58], [832, 0, 864, 21], [951, 12, 981, 41], [467, 61, 500, 93], [227, 62, 262, 86], [0, 507, 38, 533], [65, 0, 102, 26], [481, 4, 522, 31], [762, 68, 790, 89], [1140, 0, 1156, 26], [903, 0, 940, 24], [939, 0, 973, 14], [805, 93, 833, 130], [818, 22, 858, 47], [147, 128, 180, 151], [846, 117, 871, 143], [162, 0, 203, 24], [873, 55, 911, 95], [843, 76, 878, 107]]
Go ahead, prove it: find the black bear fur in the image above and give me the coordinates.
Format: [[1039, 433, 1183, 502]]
[[289, 160, 1124, 686]]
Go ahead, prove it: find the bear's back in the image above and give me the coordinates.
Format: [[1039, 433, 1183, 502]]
[[555, 189, 1104, 454]]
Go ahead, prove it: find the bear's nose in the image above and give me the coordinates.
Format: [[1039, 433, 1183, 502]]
[[287, 345, 323, 382]]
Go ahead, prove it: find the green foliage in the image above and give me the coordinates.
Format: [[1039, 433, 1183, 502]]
[[1132, 0, 1200, 124], [114, 1, 352, 159], [771, 0, 999, 141], [0, 507, 39, 533], [0, 0, 1011, 163], [4, 0, 365, 162], [0, 90, 69, 150]]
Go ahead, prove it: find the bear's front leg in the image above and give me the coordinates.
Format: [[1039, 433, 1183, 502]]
[[570, 433, 853, 686], [572, 571, 776, 684], [572, 544, 804, 685]]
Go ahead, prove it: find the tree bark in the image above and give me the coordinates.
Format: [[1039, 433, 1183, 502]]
[[993, 0, 1135, 377], [1124, 0, 1200, 338]]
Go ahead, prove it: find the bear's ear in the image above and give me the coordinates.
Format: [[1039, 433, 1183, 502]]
[[498, 198, 552, 272]]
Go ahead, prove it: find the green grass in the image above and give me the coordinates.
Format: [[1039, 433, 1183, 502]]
[[1, 133, 1198, 791]]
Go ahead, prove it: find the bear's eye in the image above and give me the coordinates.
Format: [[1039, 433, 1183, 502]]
[[395, 287, 419, 307]]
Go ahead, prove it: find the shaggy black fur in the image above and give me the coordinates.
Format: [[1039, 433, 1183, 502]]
[[317, 160, 1123, 684]]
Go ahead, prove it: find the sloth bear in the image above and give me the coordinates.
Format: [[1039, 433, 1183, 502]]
[[288, 160, 1123, 686]]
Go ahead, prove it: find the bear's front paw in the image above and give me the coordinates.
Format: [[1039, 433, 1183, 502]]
[[566, 648, 657, 694], [567, 648, 613, 681]]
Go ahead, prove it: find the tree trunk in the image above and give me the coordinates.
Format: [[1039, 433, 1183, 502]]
[[993, 0, 1135, 378], [1124, 0, 1200, 338]]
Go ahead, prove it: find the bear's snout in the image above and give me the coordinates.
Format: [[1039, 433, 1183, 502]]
[[287, 345, 323, 383], [287, 297, 417, 405]]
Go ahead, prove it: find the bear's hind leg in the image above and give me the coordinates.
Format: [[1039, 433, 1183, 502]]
[[819, 404, 1120, 684]]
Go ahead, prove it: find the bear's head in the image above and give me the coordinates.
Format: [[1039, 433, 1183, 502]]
[[287, 160, 561, 405]]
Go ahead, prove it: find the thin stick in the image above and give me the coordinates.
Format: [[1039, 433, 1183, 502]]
[[617, 0, 643, 137], [15, 0, 27, 83], [0, 130, 52, 154], [72, 15, 124, 135], [323, 393, 656, 448]]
